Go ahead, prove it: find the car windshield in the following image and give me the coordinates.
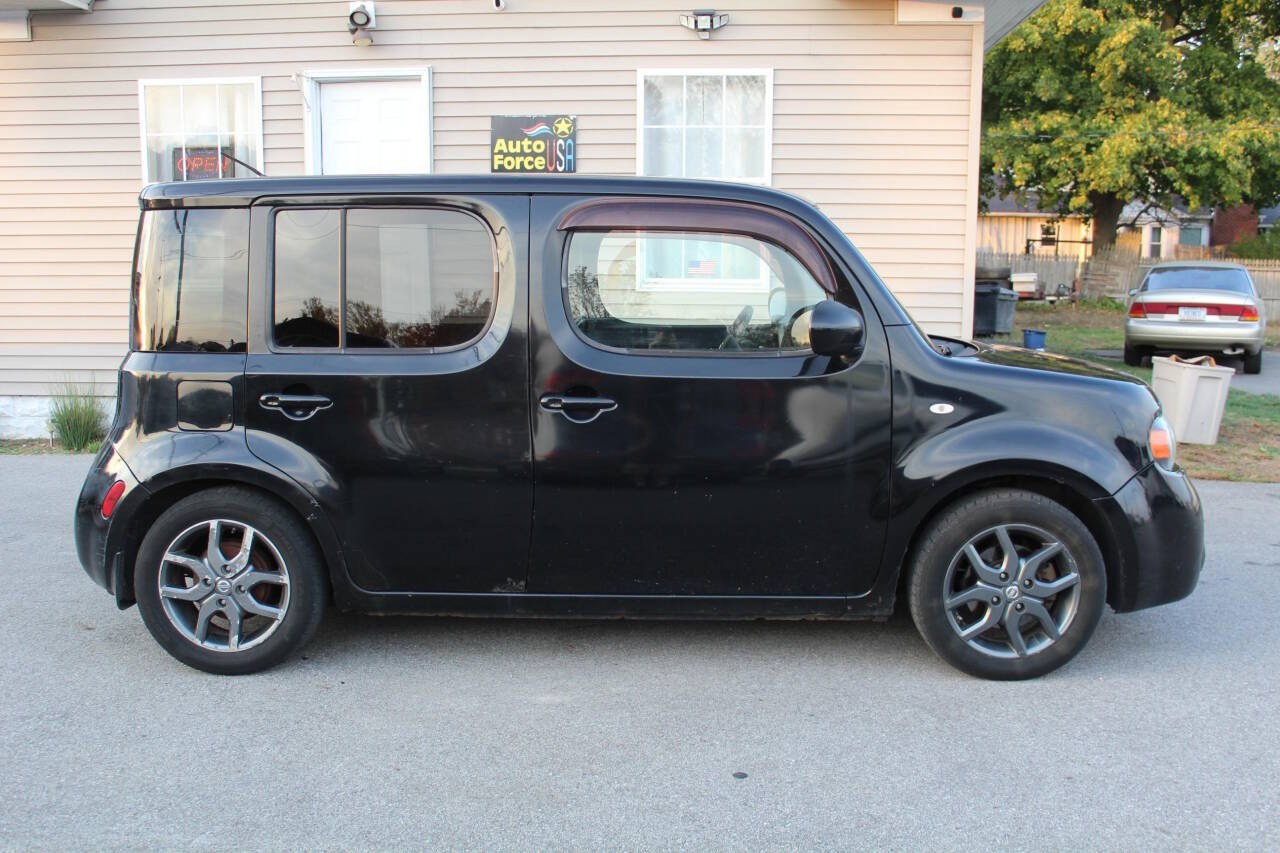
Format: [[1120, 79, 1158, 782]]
[[1142, 267, 1253, 294]]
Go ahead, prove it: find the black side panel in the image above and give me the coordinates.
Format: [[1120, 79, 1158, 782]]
[[243, 194, 533, 595]]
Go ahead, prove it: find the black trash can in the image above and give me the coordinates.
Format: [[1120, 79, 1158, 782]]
[[973, 282, 1018, 336]]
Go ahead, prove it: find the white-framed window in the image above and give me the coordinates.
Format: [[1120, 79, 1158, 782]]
[[637, 69, 773, 184], [1147, 225, 1163, 258], [137, 78, 263, 184]]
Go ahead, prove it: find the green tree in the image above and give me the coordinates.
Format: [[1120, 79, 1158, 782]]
[[982, 0, 1280, 247]]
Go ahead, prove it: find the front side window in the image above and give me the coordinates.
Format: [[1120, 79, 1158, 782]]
[[639, 70, 771, 183], [273, 208, 495, 350], [134, 208, 249, 352], [566, 230, 828, 353], [139, 79, 262, 183]]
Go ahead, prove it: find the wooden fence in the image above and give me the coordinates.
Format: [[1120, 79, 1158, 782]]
[[1244, 260, 1280, 318], [975, 251, 1082, 296]]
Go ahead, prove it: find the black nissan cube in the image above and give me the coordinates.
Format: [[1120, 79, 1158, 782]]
[[75, 176, 1203, 679]]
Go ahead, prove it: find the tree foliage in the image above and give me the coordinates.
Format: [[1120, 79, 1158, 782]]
[[982, 0, 1280, 245]]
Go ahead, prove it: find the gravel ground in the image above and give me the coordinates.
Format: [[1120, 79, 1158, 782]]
[[1, 454, 1277, 851]]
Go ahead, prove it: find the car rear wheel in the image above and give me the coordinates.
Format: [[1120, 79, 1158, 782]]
[[907, 489, 1106, 680], [134, 487, 326, 675], [1123, 343, 1144, 366], [1242, 350, 1262, 375]]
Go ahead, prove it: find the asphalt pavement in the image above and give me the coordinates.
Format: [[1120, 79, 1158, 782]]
[[1, 454, 1278, 850], [1230, 350, 1280, 395]]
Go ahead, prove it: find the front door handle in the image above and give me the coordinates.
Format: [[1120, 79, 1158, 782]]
[[259, 392, 333, 422], [539, 393, 617, 424]]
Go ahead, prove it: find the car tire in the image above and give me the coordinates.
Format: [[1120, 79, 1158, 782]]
[[907, 489, 1106, 680], [134, 486, 327, 675], [1242, 350, 1262, 375], [1123, 344, 1144, 367]]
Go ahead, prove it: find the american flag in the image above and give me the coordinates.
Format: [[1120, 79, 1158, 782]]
[[687, 258, 717, 276]]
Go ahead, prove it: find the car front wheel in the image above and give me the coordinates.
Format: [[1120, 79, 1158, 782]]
[[907, 489, 1106, 680], [134, 487, 327, 675]]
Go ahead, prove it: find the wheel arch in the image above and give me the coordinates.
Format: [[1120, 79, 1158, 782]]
[[886, 467, 1125, 615], [108, 464, 349, 609]]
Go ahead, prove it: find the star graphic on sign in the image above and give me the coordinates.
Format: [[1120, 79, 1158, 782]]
[[553, 117, 574, 138]]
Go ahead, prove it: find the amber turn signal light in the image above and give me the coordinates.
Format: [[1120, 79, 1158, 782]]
[[1149, 414, 1176, 471]]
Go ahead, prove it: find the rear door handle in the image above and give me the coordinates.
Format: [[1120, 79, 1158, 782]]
[[259, 393, 333, 422], [539, 393, 617, 424]]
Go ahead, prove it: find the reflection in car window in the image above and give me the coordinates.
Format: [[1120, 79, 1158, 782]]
[[274, 209, 341, 348], [1143, 267, 1254, 294], [134, 208, 249, 353], [565, 230, 829, 353], [272, 208, 495, 350], [345, 209, 494, 349]]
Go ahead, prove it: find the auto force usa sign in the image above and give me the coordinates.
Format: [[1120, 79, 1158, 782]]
[[490, 115, 576, 173]]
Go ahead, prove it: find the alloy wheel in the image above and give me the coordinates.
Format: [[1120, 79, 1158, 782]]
[[157, 519, 291, 653], [942, 523, 1081, 659]]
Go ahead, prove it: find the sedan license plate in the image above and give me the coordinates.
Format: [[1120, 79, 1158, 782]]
[[1178, 306, 1207, 320]]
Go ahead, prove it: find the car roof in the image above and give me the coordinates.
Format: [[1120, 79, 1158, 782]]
[[1147, 260, 1249, 271], [138, 174, 810, 211]]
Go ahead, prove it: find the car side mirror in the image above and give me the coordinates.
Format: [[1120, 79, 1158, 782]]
[[1128, 288, 1138, 297], [809, 301, 865, 357]]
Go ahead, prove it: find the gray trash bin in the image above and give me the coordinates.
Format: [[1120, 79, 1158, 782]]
[[974, 283, 1018, 336]]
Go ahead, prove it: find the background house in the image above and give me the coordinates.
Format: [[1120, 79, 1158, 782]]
[[0, 0, 1046, 438], [979, 192, 1219, 262], [1260, 207, 1279, 233], [979, 191, 1092, 261], [1117, 201, 1213, 259]]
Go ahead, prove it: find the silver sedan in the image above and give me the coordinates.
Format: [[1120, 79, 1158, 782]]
[[1124, 261, 1268, 374]]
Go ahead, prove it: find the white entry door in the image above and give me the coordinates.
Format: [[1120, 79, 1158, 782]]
[[317, 79, 428, 174]]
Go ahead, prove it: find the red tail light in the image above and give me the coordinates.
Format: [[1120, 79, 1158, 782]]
[[101, 480, 126, 518], [1241, 305, 1259, 322], [1128, 302, 1146, 318]]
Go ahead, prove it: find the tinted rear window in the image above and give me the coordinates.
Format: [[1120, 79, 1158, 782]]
[[1143, 267, 1253, 294], [134, 209, 249, 352], [272, 207, 495, 350], [273, 208, 341, 348]]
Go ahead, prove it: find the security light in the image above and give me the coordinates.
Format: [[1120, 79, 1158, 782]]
[[348, 2, 376, 45], [679, 9, 728, 39]]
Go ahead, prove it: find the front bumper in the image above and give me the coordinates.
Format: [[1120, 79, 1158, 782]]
[[1125, 318, 1264, 354], [1094, 462, 1204, 613], [74, 443, 145, 602]]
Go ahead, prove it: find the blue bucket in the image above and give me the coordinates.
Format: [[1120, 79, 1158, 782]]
[[1022, 328, 1047, 351]]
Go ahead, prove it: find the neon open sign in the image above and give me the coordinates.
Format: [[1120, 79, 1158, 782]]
[[172, 147, 234, 180]]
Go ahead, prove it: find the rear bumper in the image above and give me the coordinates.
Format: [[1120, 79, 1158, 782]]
[[1125, 318, 1264, 353], [74, 443, 145, 601], [1095, 462, 1204, 613]]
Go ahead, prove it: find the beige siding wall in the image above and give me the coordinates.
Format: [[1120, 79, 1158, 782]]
[[0, 0, 981, 402], [979, 214, 1093, 261]]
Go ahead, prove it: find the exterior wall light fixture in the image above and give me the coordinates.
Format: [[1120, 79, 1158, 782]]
[[348, 2, 376, 46], [679, 10, 728, 40]]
